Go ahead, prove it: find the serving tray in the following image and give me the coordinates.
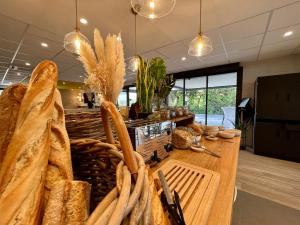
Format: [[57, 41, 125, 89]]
[[152, 159, 220, 225]]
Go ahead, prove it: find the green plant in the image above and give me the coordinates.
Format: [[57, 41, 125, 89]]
[[136, 56, 155, 113]]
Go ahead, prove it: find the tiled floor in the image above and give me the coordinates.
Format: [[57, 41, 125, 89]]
[[232, 190, 300, 225]]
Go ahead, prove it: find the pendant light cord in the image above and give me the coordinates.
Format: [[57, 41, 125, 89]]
[[199, 0, 202, 35], [75, 0, 78, 30], [134, 13, 137, 55]]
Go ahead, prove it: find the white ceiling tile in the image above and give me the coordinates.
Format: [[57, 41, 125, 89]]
[[262, 38, 300, 54], [269, 2, 300, 30], [225, 34, 263, 52], [259, 48, 294, 60], [0, 13, 28, 42], [156, 42, 187, 59], [22, 33, 63, 53], [264, 23, 300, 45], [220, 13, 270, 42], [140, 51, 166, 60], [228, 47, 259, 62], [202, 54, 228, 65]]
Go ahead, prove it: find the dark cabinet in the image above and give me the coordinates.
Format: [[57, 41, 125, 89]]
[[256, 74, 300, 121], [254, 73, 300, 162]]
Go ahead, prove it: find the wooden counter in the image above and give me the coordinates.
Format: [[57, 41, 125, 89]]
[[151, 137, 240, 225]]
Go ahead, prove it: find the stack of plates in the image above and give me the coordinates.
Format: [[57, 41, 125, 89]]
[[204, 126, 219, 136], [224, 129, 241, 137]]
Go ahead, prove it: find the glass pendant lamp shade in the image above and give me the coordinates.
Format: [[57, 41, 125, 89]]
[[64, 29, 89, 55], [131, 0, 176, 19], [188, 34, 213, 57], [128, 56, 140, 72]]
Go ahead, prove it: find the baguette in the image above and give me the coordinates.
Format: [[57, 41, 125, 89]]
[[0, 60, 58, 225], [45, 89, 73, 204], [0, 84, 27, 167], [42, 180, 91, 225]]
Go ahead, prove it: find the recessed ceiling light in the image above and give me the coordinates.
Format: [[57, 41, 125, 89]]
[[80, 18, 88, 24], [283, 31, 293, 37], [181, 57, 187, 61], [25, 62, 31, 66], [17, 72, 21, 76], [41, 42, 48, 47], [79, 75, 83, 78]]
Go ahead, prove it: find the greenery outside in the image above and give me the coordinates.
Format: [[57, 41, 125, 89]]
[[168, 86, 236, 115]]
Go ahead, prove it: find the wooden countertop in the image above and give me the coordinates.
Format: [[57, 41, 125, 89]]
[[151, 136, 240, 225]]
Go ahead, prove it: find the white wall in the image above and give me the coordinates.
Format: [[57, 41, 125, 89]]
[[241, 53, 300, 98]]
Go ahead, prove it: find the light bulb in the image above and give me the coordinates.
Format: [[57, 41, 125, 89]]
[[128, 56, 140, 72], [63, 30, 89, 55], [149, 13, 156, 19], [149, 1, 155, 8], [131, 0, 176, 19], [74, 38, 81, 52], [188, 34, 213, 57]]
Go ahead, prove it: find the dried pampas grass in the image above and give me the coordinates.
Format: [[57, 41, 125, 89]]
[[79, 28, 125, 103]]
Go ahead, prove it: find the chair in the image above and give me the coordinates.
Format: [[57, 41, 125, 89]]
[[222, 107, 236, 129]]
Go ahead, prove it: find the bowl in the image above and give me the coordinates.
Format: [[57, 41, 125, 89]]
[[225, 129, 241, 137], [218, 131, 235, 139], [205, 130, 219, 136], [205, 126, 219, 131]]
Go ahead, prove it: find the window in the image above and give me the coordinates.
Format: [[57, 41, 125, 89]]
[[185, 77, 206, 124], [207, 73, 237, 128], [117, 90, 127, 107], [168, 79, 184, 107], [167, 72, 238, 128], [129, 87, 137, 106]]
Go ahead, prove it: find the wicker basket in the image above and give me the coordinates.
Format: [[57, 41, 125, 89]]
[[69, 101, 169, 225], [71, 138, 121, 210]]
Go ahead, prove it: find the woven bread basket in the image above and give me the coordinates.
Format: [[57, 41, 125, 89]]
[[69, 101, 169, 225]]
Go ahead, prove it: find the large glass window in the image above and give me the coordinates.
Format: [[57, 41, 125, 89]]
[[167, 72, 237, 128], [129, 87, 137, 106], [185, 77, 206, 124], [117, 90, 127, 107], [207, 73, 237, 128], [168, 79, 184, 107]]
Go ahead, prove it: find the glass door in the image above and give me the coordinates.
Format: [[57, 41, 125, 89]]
[[207, 73, 237, 128], [185, 76, 207, 124]]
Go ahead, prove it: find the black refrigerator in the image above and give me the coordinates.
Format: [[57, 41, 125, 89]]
[[254, 73, 300, 162]]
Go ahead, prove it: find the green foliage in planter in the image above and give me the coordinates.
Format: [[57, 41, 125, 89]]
[[136, 56, 155, 113], [136, 56, 175, 112]]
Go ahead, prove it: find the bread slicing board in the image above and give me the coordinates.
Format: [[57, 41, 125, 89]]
[[153, 159, 220, 225]]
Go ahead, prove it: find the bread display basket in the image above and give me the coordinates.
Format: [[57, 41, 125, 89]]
[[74, 28, 169, 225]]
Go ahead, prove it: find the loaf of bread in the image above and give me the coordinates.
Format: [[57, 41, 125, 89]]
[[0, 84, 27, 167], [0, 60, 58, 225], [44, 89, 73, 204], [42, 180, 91, 225]]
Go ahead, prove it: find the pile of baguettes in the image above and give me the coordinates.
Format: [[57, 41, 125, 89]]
[[0, 61, 90, 225]]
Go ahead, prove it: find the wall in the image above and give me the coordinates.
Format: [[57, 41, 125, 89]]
[[241, 53, 300, 98], [59, 89, 82, 109]]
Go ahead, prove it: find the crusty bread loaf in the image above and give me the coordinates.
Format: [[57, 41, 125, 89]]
[[45, 89, 73, 204], [0, 60, 58, 225], [42, 180, 91, 225], [0, 84, 27, 167]]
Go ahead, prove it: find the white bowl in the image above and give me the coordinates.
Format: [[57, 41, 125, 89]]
[[218, 131, 235, 139], [225, 129, 241, 137], [205, 126, 219, 131]]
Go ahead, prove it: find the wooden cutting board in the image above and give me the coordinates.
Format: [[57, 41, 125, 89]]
[[152, 159, 220, 225]]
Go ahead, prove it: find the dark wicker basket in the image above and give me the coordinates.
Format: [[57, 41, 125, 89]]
[[70, 138, 121, 210]]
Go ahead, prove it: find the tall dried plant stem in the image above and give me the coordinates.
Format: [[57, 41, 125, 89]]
[[100, 107, 114, 144], [101, 101, 138, 174]]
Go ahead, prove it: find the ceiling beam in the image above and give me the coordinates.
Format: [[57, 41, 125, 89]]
[[1, 24, 29, 84]]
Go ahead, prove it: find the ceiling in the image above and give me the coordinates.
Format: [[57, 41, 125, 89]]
[[0, 0, 300, 86]]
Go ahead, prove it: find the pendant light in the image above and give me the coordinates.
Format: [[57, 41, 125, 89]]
[[64, 0, 89, 55], [128, 9, 140, 72], [188, 0, 212, 57], [131, 0, 176, 19]]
